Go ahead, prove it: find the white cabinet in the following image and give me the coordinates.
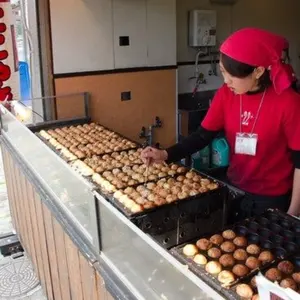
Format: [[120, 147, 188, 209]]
[[112, 0, 148, 68], [50, 0, 114, 74], [146, 0, 177, 66]]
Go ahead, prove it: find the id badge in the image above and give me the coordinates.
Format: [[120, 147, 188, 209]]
[[235, 133, 258, 156]]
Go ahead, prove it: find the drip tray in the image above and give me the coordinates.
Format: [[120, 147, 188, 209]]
[[0, 256, 39, 299]]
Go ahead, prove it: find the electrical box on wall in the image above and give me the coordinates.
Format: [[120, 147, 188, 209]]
[[188, 10, 217, 47]]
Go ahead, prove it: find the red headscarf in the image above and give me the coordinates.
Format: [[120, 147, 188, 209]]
[[220, 28, 295, 94]]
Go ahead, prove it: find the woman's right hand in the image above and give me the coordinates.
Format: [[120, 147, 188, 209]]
[[140, 147, 168, 166]]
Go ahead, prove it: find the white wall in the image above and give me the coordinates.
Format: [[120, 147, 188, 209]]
[[177, 0, 300, 94], [50, 0, 177, 74], [178, 64, 223, 94]]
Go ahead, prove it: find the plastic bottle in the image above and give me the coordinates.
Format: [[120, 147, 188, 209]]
[[192, 146, 210, 170], [211, 138, 229, 167]]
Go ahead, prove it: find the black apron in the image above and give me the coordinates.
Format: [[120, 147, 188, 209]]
[[227, 190, 291, 224], [205, 167, 292, 224]]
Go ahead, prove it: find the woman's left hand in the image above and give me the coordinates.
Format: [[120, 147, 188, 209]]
[[287, 206, 300, 217]]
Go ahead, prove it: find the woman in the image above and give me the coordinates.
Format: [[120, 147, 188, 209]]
[[141, 28, 300, 221]]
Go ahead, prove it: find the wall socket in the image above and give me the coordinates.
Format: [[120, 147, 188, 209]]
[[121, 91, 131, 101]]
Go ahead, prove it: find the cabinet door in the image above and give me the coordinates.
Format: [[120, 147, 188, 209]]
[[113, 0, 147, 68], [146, 0, 177, 66], [50, 0, 114, 73]]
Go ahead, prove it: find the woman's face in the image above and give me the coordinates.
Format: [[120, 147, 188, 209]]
[[219, 61, 264, 94]]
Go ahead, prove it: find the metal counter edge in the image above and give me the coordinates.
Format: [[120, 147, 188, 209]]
[[0, 135, 136, 300]]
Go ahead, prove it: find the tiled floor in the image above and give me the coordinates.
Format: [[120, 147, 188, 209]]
[[0, 151, 47, 300]]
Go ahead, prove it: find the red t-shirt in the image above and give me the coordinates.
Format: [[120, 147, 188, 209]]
[[202, 84, 300, 196]]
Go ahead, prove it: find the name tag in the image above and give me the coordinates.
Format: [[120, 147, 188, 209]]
[[235, 133, 258, 156]]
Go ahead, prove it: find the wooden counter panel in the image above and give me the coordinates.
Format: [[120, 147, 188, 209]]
[[55, 69, 177, 148], [1, 148, 18, 233], [1, 144, 114, 300]]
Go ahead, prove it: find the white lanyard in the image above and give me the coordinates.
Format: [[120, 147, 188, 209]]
[[239, 89, 266, 134]]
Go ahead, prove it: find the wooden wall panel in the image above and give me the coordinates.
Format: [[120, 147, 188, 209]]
[[53, 218, 72, 300], [42, 201, 63, 300], [64, 234, 84, 300], [34, 191, 55, 300], [55, 69, 177, 148], [19, 174, 39, 277], [2, 145, 115, 300], [1, 148, 18, 232]]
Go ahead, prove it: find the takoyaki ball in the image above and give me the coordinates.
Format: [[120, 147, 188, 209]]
[[163, 183, 171, 190], [246, 244, 261, 256], [177, 167, 187, 173], [236, 284, 253, 299], [168, 170, 176, 176], [265, 268, 282, 282], [178, 192, 189, 200], [146, 182, 156, 190], [246, 257, 261, 270], [177, 176, 185, 182], [292, 272, 300, 284], [158, 189, 169, 198], [183, 244, 198, 257], [208, 248, 222, 259], [233, 236, 247, 247], [210, 234, 224, 246], [207, 183, 219, 190], [192, 183, 201, 190], [135, 197, 146, 205], [136, 185, 146, 193], [130, 192, 140, 200], [143, 201, 155, 210], [183, 178, 193, 185], [148, 174, 158, 181], [154, 197, 166, 206], [171, 186, 181, 195], [280, 278, 297, 290], [205, 261, 222, 275], [199, 187, 208, 193], [278, 261, 294, 275], [166, 194, 177, 203], [220, 241, 236, 253], [222, 230, 236, 240], [185, 172, 195, 179], [182, 185, 191, 193], [233, 249, 248, 261], [167, 178, 176, 185], [196, 238, 212, 251], [124, 187, 135, 195], [219, 254, 235, 268], [147, 194, 156, 202], [201, 178, 211, 186], [189, 190, 198, 197], [130, 203, 143, 213], [193, 254, 207, 265], [158, 172, 167, 178], [218, 271, 235, 285], [171, 164, 179, 171], [112, 168, 121, 175], [258, 251, 274, 265], [232, 264, 249, 277], [192, 176, 201, 183]]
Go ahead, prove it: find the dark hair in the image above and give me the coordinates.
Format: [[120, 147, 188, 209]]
[[220, 53, 272, 89]]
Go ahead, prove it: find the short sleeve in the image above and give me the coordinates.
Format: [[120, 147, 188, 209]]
[[283, 92, 300, 150], [201, 84, 226, 131]]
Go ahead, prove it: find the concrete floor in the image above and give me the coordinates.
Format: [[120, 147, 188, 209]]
[[0, 151, 47, 300]]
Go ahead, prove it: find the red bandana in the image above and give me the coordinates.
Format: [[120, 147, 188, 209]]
[[220, 28, 294, 94]]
